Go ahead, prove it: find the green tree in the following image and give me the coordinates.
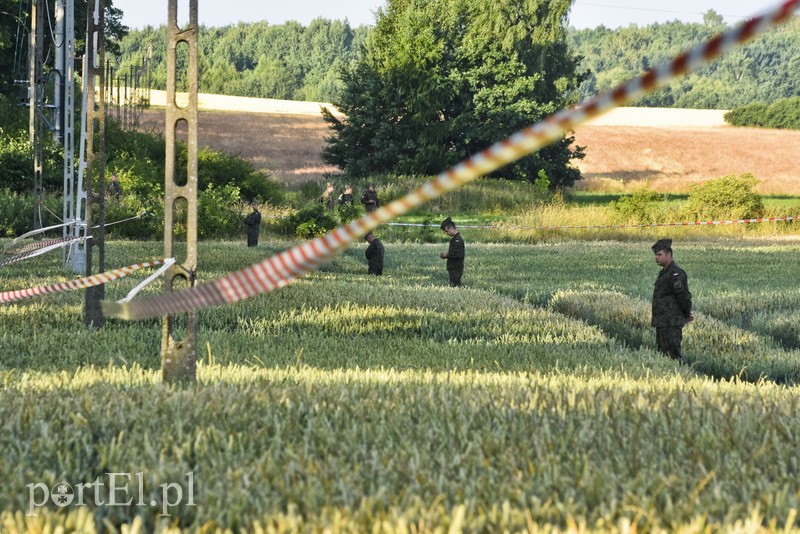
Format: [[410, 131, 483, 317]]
[[322, 0, 585, 187]]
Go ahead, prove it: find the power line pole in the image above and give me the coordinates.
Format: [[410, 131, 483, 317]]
[[162, 0, 199, 382], [83, 0, 107, 327], [29, 0, 44, 232]]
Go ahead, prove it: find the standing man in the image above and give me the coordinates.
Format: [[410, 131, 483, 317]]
[[361, 184, 379, 212], [651, 239, 693, 363], [319, 182, 335, 211], [364, 232, 384, 275], [338, 185, 354, 206], [439, 217, 465, 287], [108, 173, 123, 199], [244, 201, 261, 247]]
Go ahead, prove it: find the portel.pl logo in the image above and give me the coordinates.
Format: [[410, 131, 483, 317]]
[[27, 472, 195, 517]]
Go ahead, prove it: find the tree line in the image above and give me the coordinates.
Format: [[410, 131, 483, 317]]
[[112, 11, 800, 109]]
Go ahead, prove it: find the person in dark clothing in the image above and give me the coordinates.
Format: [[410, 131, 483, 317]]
[[244, 201, 261, 247], [651, 239, 693, 363], [364, 232, 384, 275], [361, 184, 379, 212], [108, 173, 123, 199], [439, 217, 465, 287], [338, 185, 354, 206]]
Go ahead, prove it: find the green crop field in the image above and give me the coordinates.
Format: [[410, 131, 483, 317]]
[[1, 236, 800, 532]]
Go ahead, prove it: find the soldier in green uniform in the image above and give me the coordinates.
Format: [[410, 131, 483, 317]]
[[439, 217, 465, 287], [364, 232, 384, 275], [651, 239, 693, 363]]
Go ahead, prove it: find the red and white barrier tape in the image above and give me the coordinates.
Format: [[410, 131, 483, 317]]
[[103, 0, 800, 321], [116, 258, 175, 304], [3, 221, 76, 248], [0, 237, 86, 268], [386, 215, 799, 231], [0, 259, 168, 304], [3, 236, 76, 257]]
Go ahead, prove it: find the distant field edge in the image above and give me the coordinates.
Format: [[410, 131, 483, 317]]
[[148, 90, 344, 117], [147, 90, 724, 126]]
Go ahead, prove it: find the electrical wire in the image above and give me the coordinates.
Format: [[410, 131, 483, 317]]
[[573, 2, 751, 21]]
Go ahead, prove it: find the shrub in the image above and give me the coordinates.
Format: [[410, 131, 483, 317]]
[[683, 173, 765, 221], [0, 129, 63, 193], [724, 97, 800, 130], [286, 203, 338, 239], [337, 203, 361, 225], [197, 184, 243, 238], [0, 189, 33, 237], [610, 186, 665, 223]]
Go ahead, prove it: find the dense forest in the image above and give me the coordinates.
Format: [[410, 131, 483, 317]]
[[113, 12, 800, 109], [115, 19, 370, 102]]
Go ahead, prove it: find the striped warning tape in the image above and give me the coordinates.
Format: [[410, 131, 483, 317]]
[[0, 237, 86, 268], [3, 221, 76, 249], [0, 259, 169, 304], [385, 215, 799, 231], [3, 212, 148, 251], [3, 236, 76, 256], [103, 0, 800, 321]]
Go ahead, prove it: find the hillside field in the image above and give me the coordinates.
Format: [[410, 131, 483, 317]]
[[137, 96, 800, 194], [2, 238, 800, 531]]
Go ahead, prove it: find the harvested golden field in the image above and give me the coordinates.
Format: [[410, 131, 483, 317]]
[[138, 109, 339, 187], [573, 124, 800, 194], [137, 96, 800, 193]]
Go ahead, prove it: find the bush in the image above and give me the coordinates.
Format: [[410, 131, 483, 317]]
[[284, 203, 338, 239], [0, 129, 63, 193], [337, 203, 361, 225], [683, 173, 765, 221], [610, 186, 665, 223], [724, 97, 800, 130], [197, 184, 243, 238], [0, 189, 33, 237]]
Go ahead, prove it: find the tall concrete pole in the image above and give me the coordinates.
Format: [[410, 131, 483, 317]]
[[162, 0, 199, 382], [83, 0, 107, 327]]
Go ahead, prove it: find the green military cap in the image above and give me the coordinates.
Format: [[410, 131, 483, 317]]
[[440, 217, 455, 230], [651, 239, 672, 253]]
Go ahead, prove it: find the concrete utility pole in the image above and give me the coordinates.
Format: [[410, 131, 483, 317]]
[[162, 0, 199, 382], [83, 0, 107, 327]]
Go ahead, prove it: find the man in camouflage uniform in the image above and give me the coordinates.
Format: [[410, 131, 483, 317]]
[[651, 239, 693, 363], [439, 217, 465, 287]]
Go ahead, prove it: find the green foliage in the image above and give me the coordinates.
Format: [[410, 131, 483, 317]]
[[284, 203, 338, 238], [322, 0, 585, 187], [724, 97, 800, 129], [533, 170, 551, 197], [104, 190, 164, 240], [684, 173, 765, 220], [569, 16, 800, 109], [610, 186, 665, 223], [197, 183, 243, 239], [0, 188, 30, 237], [0, 117, 64, 193], [337, 202, 361, 224], [113, 19, 370, 103]]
